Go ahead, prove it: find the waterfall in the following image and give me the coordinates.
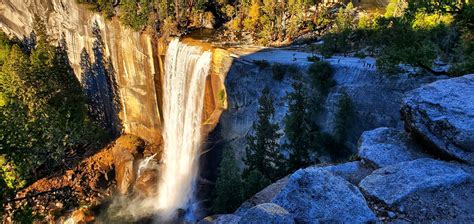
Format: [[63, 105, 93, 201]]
[[110, 39, 212, 222], [157, 39, 212, 219]]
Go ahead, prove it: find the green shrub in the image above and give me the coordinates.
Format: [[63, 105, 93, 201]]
[[218, 89, 226, 106], [254, 59, 270, 69], [12, 203, 40, 224], [354, 52, 366, 59], [243, 169, 271, 198], [287, 64, 300, 76], [119, 0, 152, 31], [307, 55, 321, 62], [272, 63, 286, 81], [0, 32, 12, 66], [307, 61, 336, 94]]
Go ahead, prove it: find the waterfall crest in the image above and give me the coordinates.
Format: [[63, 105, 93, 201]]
[[157, 39, 212, 219]]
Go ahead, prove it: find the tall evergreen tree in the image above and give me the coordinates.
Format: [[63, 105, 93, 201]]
[[284, 81, 312, 171], [212, 146, 244, 214], [244, 87, 285, 181], [50, 35, 87, 122], [333, 90, 352, 144]]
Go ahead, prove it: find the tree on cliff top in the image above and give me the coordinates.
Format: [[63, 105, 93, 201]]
[[244, 87, 286, 181]]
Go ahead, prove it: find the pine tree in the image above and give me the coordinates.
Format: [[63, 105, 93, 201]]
[[50, 35, 87, 123], [212, 146, 244, 214], [284, 81, 311, 171], [243, 169, 271, 198], [0, 22, 102, 188], [333, 90, 352, 144], [244, 87, 285, 181]]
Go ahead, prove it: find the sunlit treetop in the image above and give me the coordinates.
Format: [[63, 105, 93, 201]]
[[408, 0, 471, 14]]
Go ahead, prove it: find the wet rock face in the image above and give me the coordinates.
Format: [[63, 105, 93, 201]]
[[112, 135, 145, 195], [401, 74, 474, 164], [133, 168, 159, 198], [238, 203, 294, 224], [358, 127, 430, 168], [272, 168, 376, 223], [218, 61, 294, 164]]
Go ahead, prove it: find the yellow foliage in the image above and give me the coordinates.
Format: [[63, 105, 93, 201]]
[[357, 12, 380, 29], [412, 13, 453, 29], [227, 17, 242, 31], [224, 4, 235, 18], [1, 157, 27, 189], [161, 17, 179, 38], [384, 0, 407, 18], [0, 93, 5, 107], [244, 0, 261, 31]]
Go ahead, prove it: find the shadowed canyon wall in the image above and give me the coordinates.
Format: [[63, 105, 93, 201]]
[[219, 52, 443, 163], [0, 0, 231, 143]]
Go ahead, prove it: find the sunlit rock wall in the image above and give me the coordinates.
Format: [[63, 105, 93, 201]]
[[0, 0, 232, 144], [0, 0, 163, 142]]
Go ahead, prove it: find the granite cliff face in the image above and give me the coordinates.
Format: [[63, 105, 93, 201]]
[[1, 0, 163, 142], [219, 49, 442, 163], [0, 0, 231, 143]]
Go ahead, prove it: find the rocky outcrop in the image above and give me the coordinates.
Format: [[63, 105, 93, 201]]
[[235, 177, 289, 216], [321, 161, 374, 185], [358, 127, 429, 168], [401, 74, 474, 164], [238, 203, 294, 224], [272, 168, 376, 223], [3, 134, 160, 223], [111, 135, 145, 195], [359, 158, 474, 222], [359, 158, 472, 206], [5, 141, 113, 222], [235, 160, 373, 216]]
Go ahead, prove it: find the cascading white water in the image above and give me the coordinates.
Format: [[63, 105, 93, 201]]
[[112, 39, 212, 221], [156, 39, 212, 219]]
